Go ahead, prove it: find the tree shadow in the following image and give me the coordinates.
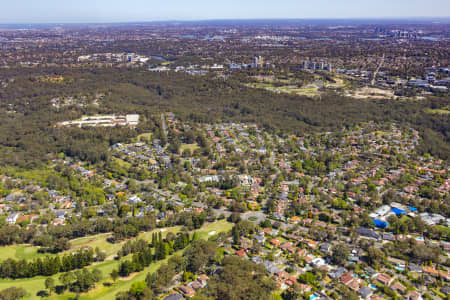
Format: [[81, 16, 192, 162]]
[[55, 285, 66, 294], [36, 290, 49, 298]]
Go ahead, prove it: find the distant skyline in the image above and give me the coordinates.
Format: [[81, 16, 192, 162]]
[[1, 0, 450, 23]]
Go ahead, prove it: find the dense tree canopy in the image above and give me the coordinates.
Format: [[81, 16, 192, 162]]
[[206, 256, 277, 300], [0, 68, 448, 169]]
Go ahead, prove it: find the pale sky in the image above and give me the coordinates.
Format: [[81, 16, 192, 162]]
[[1, 0, 449, 23]]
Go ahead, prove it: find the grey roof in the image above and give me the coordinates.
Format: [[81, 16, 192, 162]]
[[164, 294, 183, 300], [357, 227, 380, 240], [441, 285, 450, 295], [253, 234, 265, 243], [251, 256, 263, 264], [408, 263, 422, 273], [329, 267, 347, 279], [358, 286, 373, 298], [320, 243, 331, 252], [365, 266, 377, 276], [55, 211, 67, 217], [382, 233, 395, 241], [263, 260, 280, 274]]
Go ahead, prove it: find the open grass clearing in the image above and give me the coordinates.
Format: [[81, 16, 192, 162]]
[[425, 108, 450, 115], [0, 245, 47, 261], [137, 132, 153, 141], [347, 87, 396, 100], [245, 82, 321, 98], [180, 143, 200, 153], [1, 167, 58, 185], [111, 157, 132, 169]]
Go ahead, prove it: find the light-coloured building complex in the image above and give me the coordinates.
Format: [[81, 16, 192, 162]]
[[58, 114, 139, 128]]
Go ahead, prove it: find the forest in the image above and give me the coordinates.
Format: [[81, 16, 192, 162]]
[[0, 67, 448, 169]]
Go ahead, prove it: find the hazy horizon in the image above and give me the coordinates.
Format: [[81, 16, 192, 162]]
[[2, 17, 450, 26], [1, 0, 450, 24]]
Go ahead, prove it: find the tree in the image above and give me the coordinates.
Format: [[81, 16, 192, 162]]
[[367, 246, 385, 267], [232, 226, 240, 245], [110, 269, 119, 284], [260, 219, 272, 228], [0, 287, 26, 300], [228, 212, 241, 223], [183, 240, 218, 273], [130, 281, 147, 296], [331, 243, 350, 265], [127, 179, 138, 192], [337, 284, 359, 300], [413, 217, 425, 234], [71, 268, 101, 293], [115, 291, 130, 300], [59, 271, 74, 290], [174, 233, 190, 250], [45, 278, 55, 294], [412, 244, 441, 264], [155, 241, 169, 260], [146, 262, 176, 293], [92, 269, 102, 282], [233, 221, 254, 237], [117, 283, 153, 300], [119, 260, 135, 277], [281, 282, 302, 300], [192, 295, 213, 300], [95, 247, 107, 262], [206, 256, 276, 300], [298, 272, 316, 285]]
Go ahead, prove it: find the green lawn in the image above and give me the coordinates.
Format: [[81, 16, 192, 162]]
[[1, 167, 58, 185], [137, 133, 153, 141], [425, 108, 450, 115], [111, 157, 132, 169], [180, 143, 200, 153], [68, 233, 120, 257], [436, 225, 450, 237], [194, 219, 233, 240], [0, 255, 122, 300], [0, 245, 47, 260], [246, 82, 320, 98], [68, 227, 184, 257], [76, 253, 176, 300], [0, 220, 233, 299], [137, 226, 182, 241]]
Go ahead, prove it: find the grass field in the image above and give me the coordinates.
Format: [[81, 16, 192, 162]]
[[246, 74, 348, 98], [0, 220, 233, 299], [425, 108, 450, 115], [0, 245, 48, 260], [68, 227, 185, 257], [137, 133, 153, 141], [436, 225, 450, 237], [1, 167, 58, 185], [180, 143, 200, 153], [246, 82, 321, 97], [323, 77, 348, 89], [68, 233, 120, 257], [347, 87, 396, 100], [111, 157, 132, 169]]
